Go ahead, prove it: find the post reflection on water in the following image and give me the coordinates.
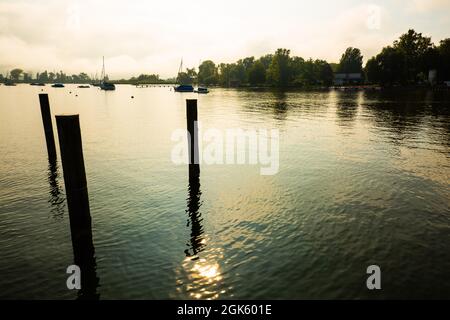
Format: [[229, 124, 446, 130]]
[[47, 159, 65, 218], [185, 172, 205, 258], [176, 167, 227, 300]]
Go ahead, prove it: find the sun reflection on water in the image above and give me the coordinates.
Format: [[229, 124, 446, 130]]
[[176, 244, 228, 300]]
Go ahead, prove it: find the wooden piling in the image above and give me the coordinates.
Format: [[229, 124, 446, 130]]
[[186, 99, 200, 177], [55, 115, 98, 299], [55, 115, 90, 218], [38, 94, 57, 160]]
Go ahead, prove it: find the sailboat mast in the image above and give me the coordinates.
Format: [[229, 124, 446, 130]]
[[176, 58, 183, 84], [101, 56, 105, 81]]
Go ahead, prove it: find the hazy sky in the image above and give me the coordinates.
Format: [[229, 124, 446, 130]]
[[0, 0, 449, 78]]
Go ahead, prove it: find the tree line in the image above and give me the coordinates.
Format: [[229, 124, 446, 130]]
[[2, 29, 449, 87], [179, 50, 337, 87], [180, 29, 449, 87], [0, 69, 93, 84], [365, 29, 450, 85]]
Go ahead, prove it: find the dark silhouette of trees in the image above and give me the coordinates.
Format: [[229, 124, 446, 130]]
[[198, 60, 217, 85], [248, 60, 266, 85], [10, 68, 23, 81], [365, 29, 449, 85], [337, 48, 363, 74], [177, 68, 197, 85], [365, 46, 405, 85], [437, 39, 450, 81], [393, 29, 434, 83], [267, 49, 292, 86]]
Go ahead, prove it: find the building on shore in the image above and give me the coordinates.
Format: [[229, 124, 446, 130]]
[[333, 73, 363, 86]]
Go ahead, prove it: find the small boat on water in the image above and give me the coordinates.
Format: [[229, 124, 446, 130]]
[[174, 84, 194, 92], [100, 82, 115, 90], [195, 87, 209, 94], [173, 59, 194, 92], [51, 83, 65, 88], [100, 56, 116, 91], [78, 85, 90, 88]]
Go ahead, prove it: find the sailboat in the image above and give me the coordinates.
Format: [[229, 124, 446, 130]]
[[174, 58, 194, 92], [100, 57, 115, 91]]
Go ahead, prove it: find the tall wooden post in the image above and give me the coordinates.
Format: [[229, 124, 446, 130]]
[[38, 94, 57, 160], [55, 115, 98, 300]]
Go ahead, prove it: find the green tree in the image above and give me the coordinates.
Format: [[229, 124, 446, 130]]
[[267, 48, 291, 86], [438, 38, 450, 80], [71, 74, 80, 83], [315, 60, 334, 86], [10, 68, 23, 81], [329, 63, 340, 73], [233, 60, 247, 84], [241, 57, 255, 83], [290, 56, 305, 85], [365, 56, 382, 83], [259, 54, 273, 70], [198, 60, 217, 85], [78, 72, 90, 83], [39, 71, 49, 82], [338, 47, 363, 74], [136, 74, 161, 84], [393, 29, 434, 83], [218, 63, 244, 86], [177, 67, 196, 85], [372, 46, 405, 85], [248, 60, 266, 85], [23, 72, 31, 82], [300, 59, 316, 85]]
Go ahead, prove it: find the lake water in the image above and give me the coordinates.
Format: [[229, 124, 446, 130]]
[[0, 84, 449, 299]]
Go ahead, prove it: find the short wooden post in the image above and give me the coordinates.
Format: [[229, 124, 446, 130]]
[[55, 115, 98, 299], [38, 94, 57, 160], [186, 99, 200, 177]]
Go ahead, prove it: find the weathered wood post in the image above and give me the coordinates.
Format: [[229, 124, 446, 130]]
[[185, 99, 203, 256], [186, 99, 200, 178], [38, 94, 57, 160], [55, 115, 98, 299]]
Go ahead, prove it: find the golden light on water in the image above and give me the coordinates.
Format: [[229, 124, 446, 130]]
[[175, 246, 228, 300], [193, 260, 220, 279]]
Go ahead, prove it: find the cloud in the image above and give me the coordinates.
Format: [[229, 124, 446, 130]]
[[271, 4, 396, 63], [0, 0, 447, 78], [410, 0, 450, 12]]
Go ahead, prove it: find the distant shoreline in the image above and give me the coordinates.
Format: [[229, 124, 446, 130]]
[[3, 81, 450, 93]]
